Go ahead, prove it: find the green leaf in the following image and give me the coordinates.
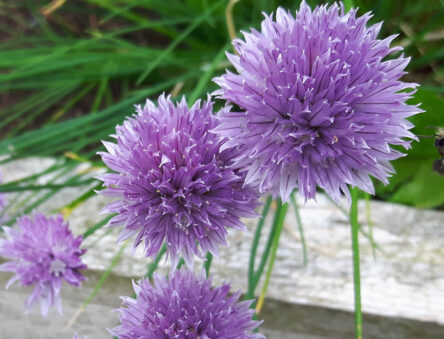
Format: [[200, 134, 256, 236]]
[[376, 88, 444, 207], [390, 163, 444, 208]]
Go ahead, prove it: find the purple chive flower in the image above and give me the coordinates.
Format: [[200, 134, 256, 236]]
[[213, 1, 422, 202], [0, 213, 87, 316], [111, 270, 264, 339], [73, 334, 88, 339], [98, 94, 258, 266]]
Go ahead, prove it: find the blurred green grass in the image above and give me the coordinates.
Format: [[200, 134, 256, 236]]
[[0, 0, 443, 224]]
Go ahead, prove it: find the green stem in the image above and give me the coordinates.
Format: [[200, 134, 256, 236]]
[[290, 192, 307, 266], [63, 241, 127, 331], [84, 242, 127, 306], [350, 187, 363, 339], [127, 244, 167, 300], [0, 180, 95, 192], [255, 201, 288, 313], [59, 182, 102, 216], [246, 195, 272, 299], [176, 257, 185, 270], [325, 194, 384, 255], [204, 252, 213, 277], [83, 215, 114, 239], [252, 199, 282, 292], [145, 243, 167, 279]]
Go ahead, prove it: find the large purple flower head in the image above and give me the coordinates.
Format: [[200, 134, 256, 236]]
[[98, 94, 258, 266], [111, 270, 264, 339], [213, 1, 422, 202], [0, 213, 87, 316]]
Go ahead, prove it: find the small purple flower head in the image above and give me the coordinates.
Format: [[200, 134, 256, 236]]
[[0, 213, 87, 316], [73, 334, 88, 339], [98, 94, 258, 266], [111, 270, 264, 339], [213, 1, 422, 202]]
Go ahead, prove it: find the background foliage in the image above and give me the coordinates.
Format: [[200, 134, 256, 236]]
[[0, 0, 443, 227]]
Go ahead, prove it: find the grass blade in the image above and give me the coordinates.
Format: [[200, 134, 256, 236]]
[[136, 0, 225, 85]]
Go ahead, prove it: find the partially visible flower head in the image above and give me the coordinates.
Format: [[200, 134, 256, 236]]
[[111, 270, 264, 339], [73, 334, 88, 339], [0, 213, 87, 316], [98, 94, 258, 266], [213, 1, 422, 202]]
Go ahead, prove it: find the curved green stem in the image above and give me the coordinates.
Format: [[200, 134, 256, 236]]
[[246, 195, 272, 299], [350, 187, 363, 339], [252, 199, 282, 292], [255, 202, 288, 314]]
